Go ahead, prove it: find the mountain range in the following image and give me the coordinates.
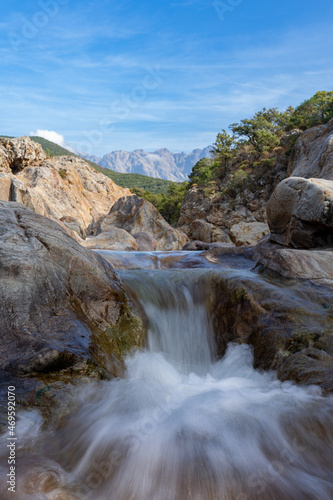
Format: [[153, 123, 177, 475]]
[[79, 146, 213, 182]]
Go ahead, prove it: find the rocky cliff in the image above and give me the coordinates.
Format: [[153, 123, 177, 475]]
[[266, 119, 333, 248], [0, 136, 131, 238], [288, 119, 333, 179], [177, 149, 287, 246]]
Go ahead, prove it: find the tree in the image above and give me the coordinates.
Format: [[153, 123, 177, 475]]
[[292, 91, 333, 130], [211, 129, 236, 178], [188, 158, 214, 186], [159, 182, 188, 223], [274, 105, 295, 131], [131, 182, 188, 224], [230, 108, 281, 153]]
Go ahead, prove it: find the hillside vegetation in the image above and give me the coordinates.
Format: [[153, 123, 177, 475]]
[[29, 136, 76, 158], [188, 91, 333, 193]]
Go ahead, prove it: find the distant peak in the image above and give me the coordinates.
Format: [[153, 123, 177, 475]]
[[154, 148, 171, 154]]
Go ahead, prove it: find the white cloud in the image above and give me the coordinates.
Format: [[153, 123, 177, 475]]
[[29, 129, 75, 152]]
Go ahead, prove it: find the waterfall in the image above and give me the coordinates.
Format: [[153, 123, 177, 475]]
[[2, 252, 333, 500], [121, 270, 215, 375]]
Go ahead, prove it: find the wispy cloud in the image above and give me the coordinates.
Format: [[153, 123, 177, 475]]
[[29, 129, 75, 152]]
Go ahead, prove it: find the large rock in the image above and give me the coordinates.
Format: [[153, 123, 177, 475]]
[[201, 243, 333, 393], [94, 195, 188, 250], [252, 242, 333, 286], [0, 201, 145, 425], [0, 137, 131, 236], [267, 177, 333, 248], [288, 119, 333, 179], [83, 228, 139, 251], [15, 156, 131, 229], [177, 185, 208, 227], [229, 221, 269, 246]]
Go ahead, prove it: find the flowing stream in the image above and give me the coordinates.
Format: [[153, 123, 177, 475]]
[[2, 251, 333, 499]]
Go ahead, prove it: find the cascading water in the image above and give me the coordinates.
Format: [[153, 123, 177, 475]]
[[1, 252, 333, 500], [122, 270, 215, 375]]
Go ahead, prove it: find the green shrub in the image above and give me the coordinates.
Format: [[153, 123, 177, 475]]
[[59, 169, 67, 179]]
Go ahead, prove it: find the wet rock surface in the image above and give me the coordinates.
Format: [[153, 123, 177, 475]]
[[182, 240, 233, 251], [0, 202, 146, 427], [201, 243, 333, 393]]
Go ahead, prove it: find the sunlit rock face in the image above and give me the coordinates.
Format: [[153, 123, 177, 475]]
[[0, 136, 132, 240], [288, 118, 333, 179], [92, 195, 188, 251], [83, 228, 140, 251], [0, 136, 46, 173], [267, 177, 333, 248]]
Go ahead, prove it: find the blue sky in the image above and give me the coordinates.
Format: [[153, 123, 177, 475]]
[[1, 0, 332, 155]]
